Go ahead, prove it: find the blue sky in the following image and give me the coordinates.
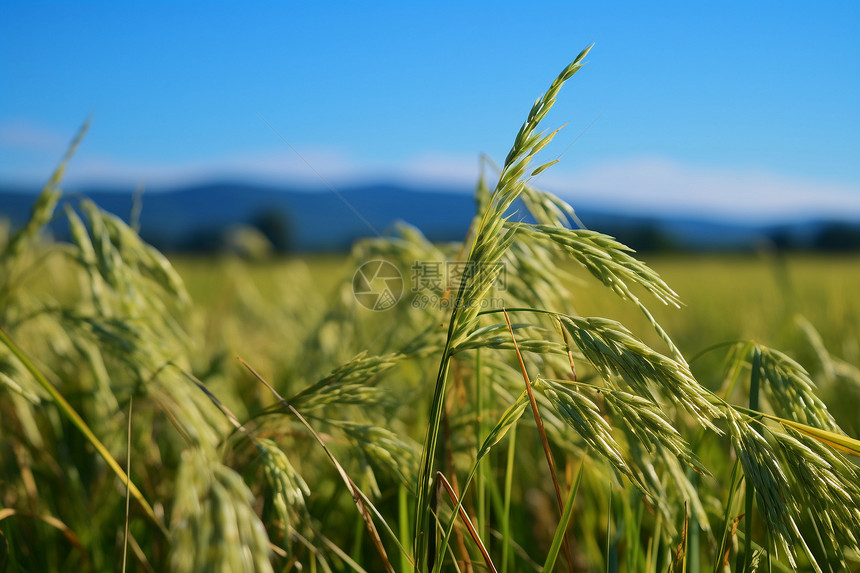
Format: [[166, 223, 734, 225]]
[[1, 1, 859, 221]]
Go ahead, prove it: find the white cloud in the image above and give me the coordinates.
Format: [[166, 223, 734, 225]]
[[59, 148, 484, 190], [394, 153, 483, 188], [539, 156, 860, 223], [0, 120, 66, 151], [385, 154, 860, 223], [60, 147, 366, 189], [26, 145, 860, 223]]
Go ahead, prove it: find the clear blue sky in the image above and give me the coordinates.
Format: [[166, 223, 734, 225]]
[[2, 1, 859, 221]]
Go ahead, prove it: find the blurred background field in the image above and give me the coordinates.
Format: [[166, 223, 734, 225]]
[[170, 252, 860, 431], [171, 251, 860, 350]]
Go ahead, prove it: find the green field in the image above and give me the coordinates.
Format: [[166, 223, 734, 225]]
[[2, 51, 860, 573], [5, 238, 860, 573], [169, 251, 860, 438]]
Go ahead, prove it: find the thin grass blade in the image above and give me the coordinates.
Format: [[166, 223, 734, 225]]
[[239, 357, 397, 573], [542, 456, 586, 572], [0, 327, 166, 536], [437, 472, 497, 573]]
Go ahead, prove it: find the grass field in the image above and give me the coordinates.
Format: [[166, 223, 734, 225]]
[[2, 49, 860, 573], [170, 251, 860, 438], [176, 251, 858, 356]]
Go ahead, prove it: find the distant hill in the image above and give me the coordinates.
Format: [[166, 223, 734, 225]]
[[2, 181, 859, 253], [0, 182, 478, 252]]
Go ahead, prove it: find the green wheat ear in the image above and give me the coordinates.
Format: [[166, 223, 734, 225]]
[[414, 46, 593, 570], [169, 449, 273, 573]]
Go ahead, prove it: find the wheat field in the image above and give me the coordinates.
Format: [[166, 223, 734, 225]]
[[1, 47, 859, 572]]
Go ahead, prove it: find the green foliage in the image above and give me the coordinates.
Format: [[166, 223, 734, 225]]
[[1, 52, 859, 573]]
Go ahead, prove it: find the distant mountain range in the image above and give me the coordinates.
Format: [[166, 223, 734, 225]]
[[2, 181, 859, 253]]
